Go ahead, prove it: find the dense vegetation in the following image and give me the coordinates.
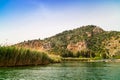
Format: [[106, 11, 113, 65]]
[[15, 25, 120, 59], [0, 46, 60, 67], [2, 25, 120, 67]]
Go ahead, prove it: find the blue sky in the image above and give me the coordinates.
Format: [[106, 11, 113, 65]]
[[0, 0, 120, 45]]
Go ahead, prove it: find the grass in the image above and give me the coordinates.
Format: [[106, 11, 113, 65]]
[[48, 54, 62, 63], [0, 46, 53, 67], [62, 57, 92, 61]]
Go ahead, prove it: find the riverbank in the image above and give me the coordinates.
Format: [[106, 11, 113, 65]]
[[0, 46, 60, 67], [92, 59, 120, 62], [62, 58, 120, 62], [1, 46, 120, 67], [62, 58, 91, 62]]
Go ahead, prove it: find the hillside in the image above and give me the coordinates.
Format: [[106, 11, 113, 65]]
[[15, 25, 120, 59]]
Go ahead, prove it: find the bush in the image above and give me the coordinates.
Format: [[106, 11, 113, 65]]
[[101, 53, 108, 59]]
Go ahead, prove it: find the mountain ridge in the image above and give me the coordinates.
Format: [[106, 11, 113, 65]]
[[15, 25, 120, 59]]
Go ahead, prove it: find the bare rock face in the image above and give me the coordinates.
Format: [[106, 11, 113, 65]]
[[67, 41, 87, 53], [93, 27, 104, 34], [103, 36, 120, 57], [16, 40, 52, 52], [42, 42, 52, 50], [86, 32, 92, 37]]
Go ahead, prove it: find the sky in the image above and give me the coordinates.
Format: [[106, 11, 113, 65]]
[[0, 0, 120, 45]]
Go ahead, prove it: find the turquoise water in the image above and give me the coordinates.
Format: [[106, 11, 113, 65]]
[[0, 62, 120, 80]]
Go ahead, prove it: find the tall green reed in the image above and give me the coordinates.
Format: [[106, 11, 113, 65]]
[[0, 46, 51, 67]]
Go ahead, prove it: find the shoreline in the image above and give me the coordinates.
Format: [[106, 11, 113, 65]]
[[62, 58, 120, 62], [1, 58, 120, 67]]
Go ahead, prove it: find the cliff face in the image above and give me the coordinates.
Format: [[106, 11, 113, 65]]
[[15, 25, 120, 58], [67, 41, 87, 53], [15, 40, 52, 52], [102, 36, 120, 57]]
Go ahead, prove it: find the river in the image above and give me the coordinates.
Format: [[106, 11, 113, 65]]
[[0, 61, 120, 80]]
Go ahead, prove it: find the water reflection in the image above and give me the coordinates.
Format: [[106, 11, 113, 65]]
[[0, 62, 120, 80], [82, 62, 108, 80]]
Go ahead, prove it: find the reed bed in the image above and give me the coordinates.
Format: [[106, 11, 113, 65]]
[[0, 46, 52, 67]]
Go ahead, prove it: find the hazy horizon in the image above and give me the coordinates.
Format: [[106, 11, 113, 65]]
[[0, 0, 120, 45]]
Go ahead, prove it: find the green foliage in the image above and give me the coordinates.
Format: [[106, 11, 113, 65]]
[[101, 53, 108, 59], [76, 50, 96, 58], [3, 25, 120, 67], [60, 49, 96, 58], [0, 46, 51, 67], [60, 50, 73, 57]]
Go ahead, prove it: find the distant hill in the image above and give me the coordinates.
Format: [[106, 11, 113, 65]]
[[15, 25, 120, 59]]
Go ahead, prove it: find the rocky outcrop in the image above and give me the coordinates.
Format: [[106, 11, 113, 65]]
[[93, 27, 104, 34], [15, 40, 52, 51], [103, 36, 120, 57], [42, 42, 52, 50], [86, 32, 92, 37], [67, 41, 87, 53]]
